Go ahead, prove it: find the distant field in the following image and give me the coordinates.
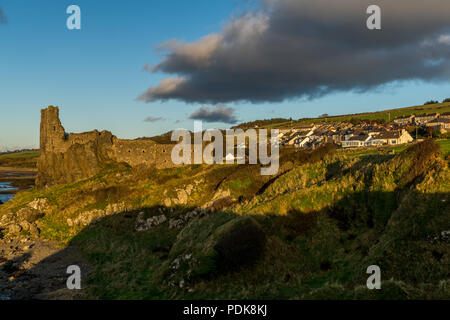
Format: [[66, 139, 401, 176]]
[[438, 139, 450, 158], [0, 151, 39, 160], [0, 151, 39, 168], [266, 102, 450, 128]]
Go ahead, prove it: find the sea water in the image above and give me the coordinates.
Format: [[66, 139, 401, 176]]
[[0, 182, 16, 203]]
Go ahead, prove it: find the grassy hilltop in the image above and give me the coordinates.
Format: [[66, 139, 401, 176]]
[[0, 151, 39, 169], [0, 140, 449, 299], [235, 102, 450, 129]]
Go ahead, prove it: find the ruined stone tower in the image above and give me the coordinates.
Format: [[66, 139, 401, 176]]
[[39, 106, 66, 153]]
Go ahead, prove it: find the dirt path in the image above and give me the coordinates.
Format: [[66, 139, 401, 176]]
[[0, 236, 92, 300]]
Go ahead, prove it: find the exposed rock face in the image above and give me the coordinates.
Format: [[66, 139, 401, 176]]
[[0, 198, 49, 238], [36, 106, 179, 188]]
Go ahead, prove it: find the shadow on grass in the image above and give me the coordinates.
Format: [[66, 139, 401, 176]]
[[1, 189, 448, 300]]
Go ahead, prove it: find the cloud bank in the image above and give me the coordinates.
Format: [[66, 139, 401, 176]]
[[188, 105, 238, 124], [138, 0, 450, 104]]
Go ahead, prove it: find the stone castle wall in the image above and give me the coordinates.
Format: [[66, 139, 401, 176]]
[[36, 106, 178, 188]]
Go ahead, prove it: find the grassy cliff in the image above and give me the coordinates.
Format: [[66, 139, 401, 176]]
[[0, 141, 448, 299]]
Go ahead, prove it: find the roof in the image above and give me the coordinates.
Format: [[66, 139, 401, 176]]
[[348, 135, 371, 141], [415, 113, 439, 118], [293, 124, 315, 129], [394, 115, 414, 120], [374, 131, 401, 139], [428, 118, 450, 124]]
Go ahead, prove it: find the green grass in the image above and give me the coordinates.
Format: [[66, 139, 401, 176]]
[[437, 139, 450, 158], [265, 102, 450, 128], [0, 151, 39, 168], [0, 151, 39, 160], [343, 143, 411, 158], [1, 141, 448, 300]]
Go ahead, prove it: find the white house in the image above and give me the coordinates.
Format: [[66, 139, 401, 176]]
[[342, 135, 373, 148], [371, 129, 413, 146]]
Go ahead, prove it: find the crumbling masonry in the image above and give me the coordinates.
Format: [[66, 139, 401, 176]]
[[37, 106, 177, 187]]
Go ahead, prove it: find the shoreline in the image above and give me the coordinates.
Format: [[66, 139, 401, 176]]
[[0, 168, 37, 203]]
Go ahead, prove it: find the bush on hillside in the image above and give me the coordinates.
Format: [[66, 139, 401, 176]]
[[214, 218, 266, 272], [281, 143, 336, 166], [399, 139, 441, 186]]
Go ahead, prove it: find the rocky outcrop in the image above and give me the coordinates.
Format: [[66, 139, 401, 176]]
[[0, 198, 50, 238], [66, 202, 129, 227]]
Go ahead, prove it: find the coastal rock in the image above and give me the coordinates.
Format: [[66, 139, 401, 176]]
[[29, 224, 40, 236], [28, 198, 48, 211], [162, 184, 195, 207], [16, 207, 44, 223], [8, 224, 22, 234], [201, 189, 235, 212], [105, 202, 127, 215], [135, 212, 167, 232], [71, 209, 106, 227], [168, 209, 204, 230], [19, 221, 31, 231]]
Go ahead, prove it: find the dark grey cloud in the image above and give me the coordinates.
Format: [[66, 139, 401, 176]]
[[188, 105, 238, 124], [143, 116, 165, 123], [0, 7, 7, 24], [138, 0, 450, 104]]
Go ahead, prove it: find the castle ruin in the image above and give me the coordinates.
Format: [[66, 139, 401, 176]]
[[37, 106, 177, 187]]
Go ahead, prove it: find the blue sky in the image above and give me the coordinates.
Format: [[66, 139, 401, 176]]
[[1, 0, 449, 149]]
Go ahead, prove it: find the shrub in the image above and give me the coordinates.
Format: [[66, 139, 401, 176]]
[[443, 98, 450, 103], [399, 139, 441, 186], [280, 143, 336, 166], [214, 218, 266, 272], [279, 212, 317, 238]]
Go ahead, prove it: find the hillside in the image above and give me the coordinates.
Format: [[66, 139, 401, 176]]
[[0, 140, 448, 299], [260, 102, 450, 129]]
